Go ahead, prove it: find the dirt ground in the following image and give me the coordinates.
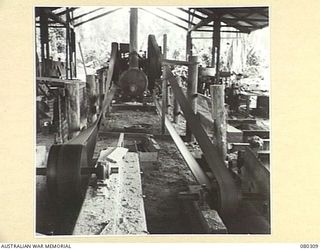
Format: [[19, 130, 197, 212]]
[[36, 96, 270, 234], [98, 106, 198, 234]]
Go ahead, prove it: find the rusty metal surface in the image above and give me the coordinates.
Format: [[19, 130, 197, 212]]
[[164, 66, 240, 216]]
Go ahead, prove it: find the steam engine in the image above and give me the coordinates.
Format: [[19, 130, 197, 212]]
[[116, 44, 149, 102]]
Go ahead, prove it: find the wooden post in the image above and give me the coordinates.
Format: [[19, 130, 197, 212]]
[[65, 9, 70, 79], [98, 70, 105, 112], [186, 56, 198, 142], [210, 84, 227, 160], [163, 34, 168, 113], [39, 9, 49, 63], [86, 75, 96, 123], [66, 8, 73, 79], [66, 82, 81, 139], [173, 76, 182, 123], [186, 11, 192, 60], [186, 31, 192, 60], [163, 34, 167, 59], [211, 24, 215, 67], [213, 17, 221, 84], [78, 42, 87, 77], [161, 67, 168, 135]]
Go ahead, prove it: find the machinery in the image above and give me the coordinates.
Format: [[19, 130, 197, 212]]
[[36, 7, 270, 235]]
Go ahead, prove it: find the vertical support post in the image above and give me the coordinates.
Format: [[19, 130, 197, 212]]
[[186, 31, 192, 60], [98, 70, 105, 112], [78, 42, 87, 77], [86, 74, 97, 123], [173, 76, 182, 123], [66, 82, 81, 139], [163, 34, 167, 59], [65, 9, 70, 79], [210, 85, 227, 160], [163, 34, 169, 113], [71, 10, 77, 78], [211, 24, 215, 67], [39, 9, 49, 76], [213, 17, 221, 84], [66, 8, 73, 79], [186, 9, 192, 60], [186, 56, 199, 142], [161, 66, 168, 134]]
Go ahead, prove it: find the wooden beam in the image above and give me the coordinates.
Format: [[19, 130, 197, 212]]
[[157, 8, 196, 26], [44, 8, 72, 28], [39, 9, 49, 62], [186, 56, 199, 142], [210, 85, 227, 159], [72, 7, 104, 21], [223, 12, 262, 28], [74, 8, 121, 27], [178, 8, 205, 20], [139, 8, 187, 30], [222, 16, 268, 23], [86, 74, 97, 123], [163, 34, 167, 59], [188, 17, 213, 32], [196, 8, 251, 33], [173, 77, 182, 123], [165, 66, 240, 216], [186, 31, 192, 59], [195, 29, 246, 33], [213, 17, 221, 81], [73, 151, 147, 235], [55, 7, 78, 16], [161, 63, 168, 135], [162, 58, 193, 66], [244, 147, 270, 197]]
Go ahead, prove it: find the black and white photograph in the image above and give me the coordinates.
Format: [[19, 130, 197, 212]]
[[35, 6, 270, 236]]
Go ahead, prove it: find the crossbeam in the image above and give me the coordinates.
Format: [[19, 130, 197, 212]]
[[164, 66, 240, 216]]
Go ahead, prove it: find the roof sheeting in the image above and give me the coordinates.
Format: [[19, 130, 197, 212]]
[[35, 7, 269, 33], [192, 7, 269, 33]]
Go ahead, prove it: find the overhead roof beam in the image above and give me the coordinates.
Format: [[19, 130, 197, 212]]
[[224, 12, 261, 28], [207, 7, 268, 15], [219, 18, 251, 33], [195, 29, 247, 33], [139, 8, 187, 30], [222, 16, 268, 23], [157, 8, 196, 26], [197, 8, 251, 33], [43, 8, 73, 28], [178, 8, 205, 20], [55, 7, 78, 16], [74, 8, 121, 27], [188, 17, 214, 32], [72, 7, 104, 21]]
